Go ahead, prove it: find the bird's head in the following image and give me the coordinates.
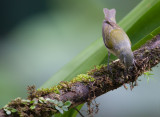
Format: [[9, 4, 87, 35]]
[[119, 48, 134, 69]]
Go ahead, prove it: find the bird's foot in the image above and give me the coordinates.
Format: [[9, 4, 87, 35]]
[[130, 82, 134, 91], [123, 84, 128, 90]]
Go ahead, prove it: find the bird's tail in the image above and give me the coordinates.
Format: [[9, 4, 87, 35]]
[[103, 8, 116, 23]]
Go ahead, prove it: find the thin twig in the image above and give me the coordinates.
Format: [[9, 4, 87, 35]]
[[73, 107, 85, 117]]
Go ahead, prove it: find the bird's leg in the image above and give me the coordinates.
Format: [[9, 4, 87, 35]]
[[130, 82, 134, 90], [134, 80, 138, 86], [123, 84, 128, 90], [107, 52, 112, 72]]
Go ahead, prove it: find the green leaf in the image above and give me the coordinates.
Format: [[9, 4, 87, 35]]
[[39, 97, 44, 100], [119, 0, 160, 45], [64, 101, 71, 107], [132, 26, 160, 82], [39, 97, 46, 103], [54, 104, 84, 117], [30, 100, 34, 104], [41, 0, 160, 88], [39, 100, 43, 103], [6, 110, 11, 115], [144, 71, 155, 83], [30, 105, 36, 110], [11, 108, 17, 113], [50, 99, 58, 105], [132, 26, 160, 51], [58, 101, 63, 107], [62, 106, 68, 111], [55, 106, 64, 114], [41, 0, 160, 117]]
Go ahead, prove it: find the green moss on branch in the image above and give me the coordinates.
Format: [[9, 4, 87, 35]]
[[0, 34, 160, 117]]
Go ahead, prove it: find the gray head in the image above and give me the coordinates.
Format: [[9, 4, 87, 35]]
[[119, 49, 134, 68]]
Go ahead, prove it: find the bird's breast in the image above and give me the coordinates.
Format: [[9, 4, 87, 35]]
[[105, 28, 131, 56]]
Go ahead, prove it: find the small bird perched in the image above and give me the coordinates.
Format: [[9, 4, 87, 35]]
[[102, 8, 134, 69]]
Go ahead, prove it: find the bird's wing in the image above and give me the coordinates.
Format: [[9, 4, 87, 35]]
[[109, 28, 131, 49], [102, 20, 114, 49]]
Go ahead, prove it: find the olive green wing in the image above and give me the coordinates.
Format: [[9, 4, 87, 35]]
[[110, 28, 131, 47], [102, 21, 114, 50]]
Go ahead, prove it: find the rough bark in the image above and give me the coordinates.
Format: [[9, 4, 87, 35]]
[[0, 34, 160, 117]]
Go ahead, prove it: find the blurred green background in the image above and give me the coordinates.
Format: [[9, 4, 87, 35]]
[[1, 0, 160, 117]]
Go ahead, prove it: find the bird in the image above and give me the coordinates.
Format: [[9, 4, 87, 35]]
[[102, 8, 134, 70]]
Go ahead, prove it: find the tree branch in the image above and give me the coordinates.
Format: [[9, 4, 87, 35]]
[[0, 34, 160, 117]]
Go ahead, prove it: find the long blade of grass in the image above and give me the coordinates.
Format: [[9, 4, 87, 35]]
[[41, 0, 160, 116]]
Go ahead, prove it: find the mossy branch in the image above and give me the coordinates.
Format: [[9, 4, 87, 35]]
[[0, 34, 160, 117]]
